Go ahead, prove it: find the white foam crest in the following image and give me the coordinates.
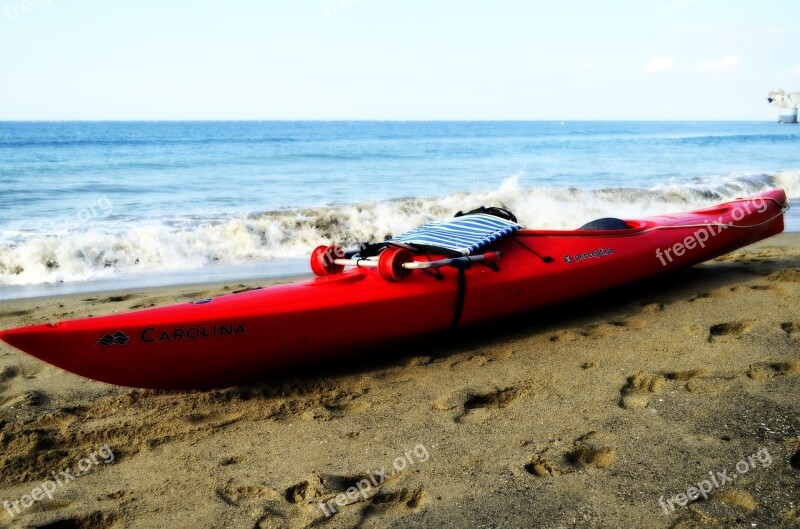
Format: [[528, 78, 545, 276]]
[[774, 170, 800, 198], [0, 172, 794, 287]]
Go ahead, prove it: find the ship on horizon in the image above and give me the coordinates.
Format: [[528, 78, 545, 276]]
[[768, 90, 799, 123]]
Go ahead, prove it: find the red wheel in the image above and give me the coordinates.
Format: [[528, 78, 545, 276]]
[[310, 245, 345, 276], [378, 247, 413, 281]]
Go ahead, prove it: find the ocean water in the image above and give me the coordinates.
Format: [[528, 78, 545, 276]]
[[0, 121, 798, 299]]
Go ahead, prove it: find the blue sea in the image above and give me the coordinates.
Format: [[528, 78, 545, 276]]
[[0, 121, 798, 299]]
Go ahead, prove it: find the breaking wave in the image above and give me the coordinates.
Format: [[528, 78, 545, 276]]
[[0, 170, 797, 287]]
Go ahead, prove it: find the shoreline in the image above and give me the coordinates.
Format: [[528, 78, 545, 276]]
[[0, 233, 798, 528], [1, 232, 798, 313], [0, 272, 309, 310]]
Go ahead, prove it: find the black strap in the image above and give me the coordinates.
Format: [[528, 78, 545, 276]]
[[449, 261, 469, 330], [513, 238, 554, 263]]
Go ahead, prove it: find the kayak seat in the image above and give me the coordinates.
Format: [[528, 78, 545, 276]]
[[389, 213, 522, 256], [578, 217, 629, 230]]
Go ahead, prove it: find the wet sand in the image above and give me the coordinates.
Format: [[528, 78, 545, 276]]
[[1, 234, 799, 528]]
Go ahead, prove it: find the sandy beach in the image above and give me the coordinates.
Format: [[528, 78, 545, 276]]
[[0, 233, 798, 529]]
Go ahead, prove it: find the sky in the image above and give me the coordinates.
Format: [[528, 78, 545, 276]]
[[0, 0, 798, 120]]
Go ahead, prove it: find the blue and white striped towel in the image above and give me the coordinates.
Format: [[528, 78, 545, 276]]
[[390, 214, 522, 255]]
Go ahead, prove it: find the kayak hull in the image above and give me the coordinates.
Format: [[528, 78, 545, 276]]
[[0, 190, 788, 389]]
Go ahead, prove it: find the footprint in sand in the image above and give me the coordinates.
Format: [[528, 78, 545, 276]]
[[566, 432, 617, 469], [689, 292, 719, 303], [0, 389, 46, 409], [746, 361, 800, 381], [677, 489, 757, 525], [728, 284, 774, 294], [665, 368, 711, 394], [781, 322, 799, 339], [525, 455, 564, 477], [233, 285, 262, 294], [766, 269, 800, 283], [448, 353, 489, 369], [434, 385, 525, 413], [609, 318, 646, 330], [185, 410, 243, 429], [101, 490, 131, 501], [0, 365, 24, 395], [578, 317, 646, 339], [463, 386, 523, 410], [640, 302, 665, 313], [525, 431, 617, 477], [219, 456, 242, 466], [178, 291, 211, 300], [34, 510, 122, 529], [218, 483, 282, 507], [548, 330, 582, 343], [746, 284, 775, 291], [579, 323, 618, 339], [619, 371, 664, 409], [362, 487, 426, 517], [454, 385, 526, 423], [249, 472, 423, 528], [128, 303, 157, 309], [790, 450, 800, 470], [101, 294, 136, 303], [28, 499, 75, 515], [708, 320, 751, 342], [627, 362, 798, 398], [221, 483, 320, 529], [0, 365, 19, 382], [666, 368, 710, 381], [0, 309, 32, 318]]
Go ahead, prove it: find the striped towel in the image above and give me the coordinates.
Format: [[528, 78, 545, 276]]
[[390, 214, 522, 255]]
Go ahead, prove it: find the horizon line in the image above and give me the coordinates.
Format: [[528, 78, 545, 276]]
[[0, 119, 786, 123]]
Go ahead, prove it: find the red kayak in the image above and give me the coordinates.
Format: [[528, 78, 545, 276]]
[[0, 189, 788, 389]]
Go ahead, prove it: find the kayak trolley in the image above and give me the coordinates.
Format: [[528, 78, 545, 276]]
[[311, 211, 518, 281], [310, 244, 501, 282]]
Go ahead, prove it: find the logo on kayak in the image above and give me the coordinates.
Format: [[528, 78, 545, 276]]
[[564, 248, 614, 264], [97, 331, 131, 346], [140, 323, 246, 343]]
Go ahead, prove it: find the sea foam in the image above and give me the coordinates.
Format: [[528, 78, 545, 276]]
[[0, 171, 797, 288]]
